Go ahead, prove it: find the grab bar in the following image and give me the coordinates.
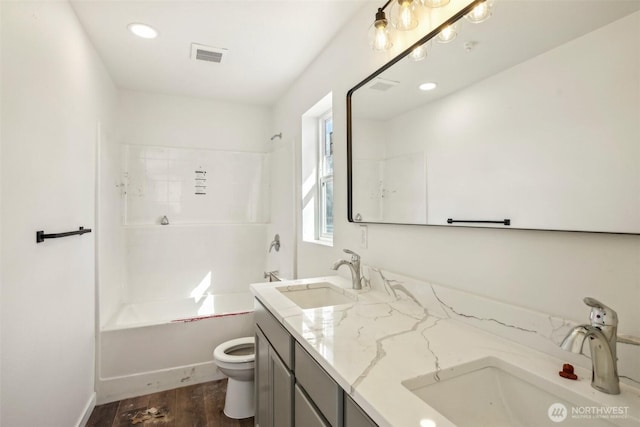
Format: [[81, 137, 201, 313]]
[[447, 218, 511, 226], [36, 226, 92, 243]]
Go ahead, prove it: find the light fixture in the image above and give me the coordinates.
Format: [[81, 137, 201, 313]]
[[368, 7, 393, 51], [127, 23, 158, 39], [419, 82, 437, 91], [409, 43, 428, 61], [465, 0, 494, 23], [368, 0, 494, 52], [421, 0, 450, 7], [436, 23, 458, 43], [389, 0, 419, 31]]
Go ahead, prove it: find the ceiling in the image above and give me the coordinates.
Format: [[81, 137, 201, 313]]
[[70, 0, 369, 106]]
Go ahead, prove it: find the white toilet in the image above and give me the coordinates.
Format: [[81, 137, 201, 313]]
[[213, 336, 255, 419]]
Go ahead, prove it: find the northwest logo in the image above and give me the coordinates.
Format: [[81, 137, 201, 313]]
[[548, 403, 568, 423]]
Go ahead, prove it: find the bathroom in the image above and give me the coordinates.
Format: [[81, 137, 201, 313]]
[[1, 0, 639, 426]]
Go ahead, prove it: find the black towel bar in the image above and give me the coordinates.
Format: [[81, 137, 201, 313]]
[[36, 226, 92, 243], [447, 218, 511, 226]]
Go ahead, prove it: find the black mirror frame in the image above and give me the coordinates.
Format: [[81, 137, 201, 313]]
[[346, 0, 483, 224]]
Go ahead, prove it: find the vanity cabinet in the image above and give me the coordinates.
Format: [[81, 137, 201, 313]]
[[254, 299, 378, 427], [255, 302, 294, 427]]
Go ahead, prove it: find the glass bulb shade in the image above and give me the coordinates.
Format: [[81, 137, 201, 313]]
[[127, 23, 158, 39], [390, 0, 419, 31], [421, 0, 450, 7], [436, 24, 457, 43], [409, 44, 428, 61], [368, 20, 393, 51], [465, 0, 494, 23]]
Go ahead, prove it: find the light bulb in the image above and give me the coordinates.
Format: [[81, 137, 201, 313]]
[[421, 0, 450, 7], [409, 44, 428, 61], [390, 0, 418, 31], [465, 0, 494, 23], [373, 25, 392, 50], [368, 9, 393, 51], [436, 24, 457, 43]]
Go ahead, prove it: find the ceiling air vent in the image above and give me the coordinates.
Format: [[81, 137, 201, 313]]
[[191, 43, 228, 64], [368, 78, 400, 91]]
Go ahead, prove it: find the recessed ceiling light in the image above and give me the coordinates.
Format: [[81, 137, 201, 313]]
[[419, 82, 437, 91], [127, 23, 158, 39]]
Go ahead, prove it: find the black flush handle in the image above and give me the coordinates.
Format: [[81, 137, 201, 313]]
[[36, 226, 92, 243]]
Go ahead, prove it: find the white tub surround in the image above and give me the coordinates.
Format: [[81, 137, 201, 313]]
[[250, 269, 640, 427]]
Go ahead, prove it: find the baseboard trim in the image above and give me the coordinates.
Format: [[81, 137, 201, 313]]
[[96, 361, 224, 404], [77, 392, 96, 427]]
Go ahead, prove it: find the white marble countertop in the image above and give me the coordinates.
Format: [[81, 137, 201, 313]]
[[250, 272, 640, 427]]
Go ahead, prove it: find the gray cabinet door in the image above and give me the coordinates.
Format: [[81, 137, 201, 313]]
[[256, 326, 293, 427], [294, 343, 340, 426], [271, 349, 293, 427], [256, 329, 271, 427], [294, 385, 330, 427], [344, 395, 378, 427]]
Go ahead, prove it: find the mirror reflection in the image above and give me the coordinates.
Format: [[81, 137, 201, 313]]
[[348, 0, 640, 233]]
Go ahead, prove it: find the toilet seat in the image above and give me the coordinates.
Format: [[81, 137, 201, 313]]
[[214, 336, 255, 364]]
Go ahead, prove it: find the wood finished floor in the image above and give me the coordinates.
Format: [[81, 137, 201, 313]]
[[86, 379, 253, 427]]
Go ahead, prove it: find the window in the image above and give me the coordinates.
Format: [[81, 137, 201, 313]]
[[301, 92, 333, 245], [318, 112, 333, 240]]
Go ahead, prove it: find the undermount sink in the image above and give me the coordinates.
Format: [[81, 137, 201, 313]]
[[403, 357, 617, 427], [277, 283, 355, 309]]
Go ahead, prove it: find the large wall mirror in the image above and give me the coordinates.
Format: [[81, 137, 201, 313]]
[[347, 0, 640, 234]]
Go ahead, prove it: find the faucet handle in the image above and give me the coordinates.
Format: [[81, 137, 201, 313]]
[[584, 297, 618, 327], [343, 249, 360, 261]]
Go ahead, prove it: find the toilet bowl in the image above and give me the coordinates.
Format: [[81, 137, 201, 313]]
[[213, 336, 255, 419]]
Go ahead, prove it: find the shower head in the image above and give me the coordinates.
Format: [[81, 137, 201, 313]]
[[270, 132, 282, 141]]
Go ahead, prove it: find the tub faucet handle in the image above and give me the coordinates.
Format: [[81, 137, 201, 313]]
[[269, 234, 280, 253]]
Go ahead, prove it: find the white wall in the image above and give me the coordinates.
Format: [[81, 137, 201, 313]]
[[274, 0, 640, 348], [1, 2, 117, 426]]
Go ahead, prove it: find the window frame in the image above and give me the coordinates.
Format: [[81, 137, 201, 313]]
[[317, 110, 333, 242]]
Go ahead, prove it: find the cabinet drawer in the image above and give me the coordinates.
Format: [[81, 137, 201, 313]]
[[295, 384, 330, 427], [294, 343, 340, 427], [255, 299, 293, 369], [344, 394, 378, 427]]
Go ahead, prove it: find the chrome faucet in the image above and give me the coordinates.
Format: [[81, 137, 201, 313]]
[[331, 249, 362, 290], [561, 297, 620, 394]]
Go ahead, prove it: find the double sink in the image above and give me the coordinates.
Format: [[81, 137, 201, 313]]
[[274, 281, 629, 427]]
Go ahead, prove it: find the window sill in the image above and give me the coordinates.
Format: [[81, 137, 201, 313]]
[[302, 238, 333, 247]]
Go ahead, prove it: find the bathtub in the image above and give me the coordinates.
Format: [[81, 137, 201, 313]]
[[97, 292, 255, 404]]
